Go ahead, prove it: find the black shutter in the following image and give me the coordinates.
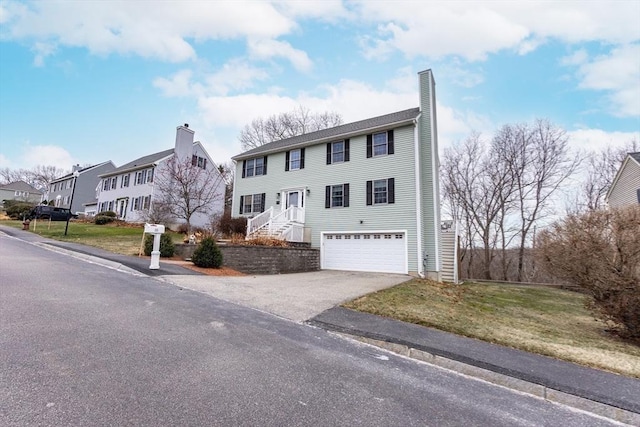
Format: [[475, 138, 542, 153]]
[[388, 178, 395, 204], [343, 183, 349, 207], [203, 158, 207, 170], [285, 151, 290, 171], [260, 193, 266, 212], [637, 188, 640, 203], [325, 186, 331, 208], [387, 130, 394, 155], [344, 139, 350, 162], [300, 148, 305, 169], [326, 143, 332, 165], [242, 160, 247, 178], [263, 156, 267, 175], [366, 135, 373, 158], [192, 155, 197, 166], [239, 196, 244, 214], [366, 180, 373, 205]]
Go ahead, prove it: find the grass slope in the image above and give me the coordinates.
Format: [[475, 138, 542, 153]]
[[344, 279, 640, 377]]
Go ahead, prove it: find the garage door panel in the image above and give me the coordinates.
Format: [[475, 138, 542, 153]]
[[322, 232, 407, 274]]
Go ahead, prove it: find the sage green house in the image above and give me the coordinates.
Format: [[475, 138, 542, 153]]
[[231, 69, 442, 279]]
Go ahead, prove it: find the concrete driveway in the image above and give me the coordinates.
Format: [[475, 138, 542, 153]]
[[162, 270, 411, 322]]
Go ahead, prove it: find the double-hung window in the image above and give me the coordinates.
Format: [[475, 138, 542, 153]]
[[102, 179, 110, 191], [326, 140, 350, 164], [239, 193, 266, 215], [366, 130, 395, 158], [366, 178, 395, 205], [242, 156, 267, 178], [285, 148, 305, 171], [324, 183, 350, 208]]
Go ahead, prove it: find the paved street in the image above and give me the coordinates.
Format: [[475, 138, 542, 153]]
[[0, 233, 619, 426]]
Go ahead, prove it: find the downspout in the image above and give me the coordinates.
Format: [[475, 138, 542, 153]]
[[413, 116, 424, 278], [428, 71, 441, 277]]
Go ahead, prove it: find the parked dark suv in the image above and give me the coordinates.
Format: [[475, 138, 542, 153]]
[[29, 206, 77, 221]]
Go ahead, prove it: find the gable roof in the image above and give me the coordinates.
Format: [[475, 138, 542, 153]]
[[232, 107, 421, 160], [605, 152, 640, 202], [101, 148, 175, 177], [51, 161, 115, 183], [0, 180, 43, 194]]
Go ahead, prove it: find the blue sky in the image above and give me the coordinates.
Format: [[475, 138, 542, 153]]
[[0, 0, 638, 172]]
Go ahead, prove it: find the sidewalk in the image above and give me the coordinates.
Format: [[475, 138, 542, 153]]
[[309, 307, 640, 424]]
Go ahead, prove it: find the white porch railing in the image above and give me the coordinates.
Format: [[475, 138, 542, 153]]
[[246, 206, 305, 242], [247, 206, 273, 235]]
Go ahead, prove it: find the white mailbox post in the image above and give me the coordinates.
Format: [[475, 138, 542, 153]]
[[144, 223, 166, 270]]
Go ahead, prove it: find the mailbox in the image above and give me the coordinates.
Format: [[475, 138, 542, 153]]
[[144, 223, 165, 234], [144, 223, 166, 270]]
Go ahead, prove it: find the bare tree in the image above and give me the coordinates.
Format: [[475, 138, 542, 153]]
[[497, 119, 581, 281], [217, 161, 235, 210], [442, 132, 514, 280], [239, 105, 343, 150], [579, 139, 639, 212], [0, 165, 68, 192], [152, 156, 225, 232]]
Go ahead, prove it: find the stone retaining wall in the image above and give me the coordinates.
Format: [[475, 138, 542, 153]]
[[174, 243, 320, 275]]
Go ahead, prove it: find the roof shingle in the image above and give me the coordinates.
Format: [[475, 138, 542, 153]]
[[232, 107, 420, 160]]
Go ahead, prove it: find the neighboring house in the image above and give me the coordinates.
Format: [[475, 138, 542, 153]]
[[231, 69, 444, 279], [0, 181, 43, 206], [47, 161, 116, 214], [95, 124, 225, 229], [606, 152, 640, 208]]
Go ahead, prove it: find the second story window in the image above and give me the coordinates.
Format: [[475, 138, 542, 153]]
[[327, 140, 350, 164], [242, 156, 267, 178], [102, 179, 110, 191], [285, 148, 305, 171], [367, 130, 395, 158], [111, 177, 117, 189], [122, 174, 130, 188]]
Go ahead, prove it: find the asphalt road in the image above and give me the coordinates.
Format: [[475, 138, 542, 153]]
[[0, 233, 619, 426]]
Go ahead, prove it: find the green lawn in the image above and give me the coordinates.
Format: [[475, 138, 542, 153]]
[[1, 219, 183, 255], [344, 279, 640, 377]]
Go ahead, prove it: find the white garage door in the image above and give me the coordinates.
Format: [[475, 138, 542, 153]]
[[322, 232, 407, 274]]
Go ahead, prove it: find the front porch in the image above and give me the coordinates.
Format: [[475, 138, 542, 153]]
[[246, 187, 309, 242]]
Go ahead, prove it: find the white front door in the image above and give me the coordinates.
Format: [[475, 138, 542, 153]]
[[285, 190, 303, 209]]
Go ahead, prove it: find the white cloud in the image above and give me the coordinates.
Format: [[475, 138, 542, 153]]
[[20, 144, 75, 169], [573, 44, 640, 117], [247, 38, 312, 72], [567, 128, 640, 153], [355, 1, 640, 61], [1, 0, 296, 63], [192, 68, 492, 162], [0, 153, 10, 168], [275, 0, 349, 22]]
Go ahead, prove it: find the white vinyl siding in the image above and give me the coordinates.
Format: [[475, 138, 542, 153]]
[[608, 158, 640, 208]]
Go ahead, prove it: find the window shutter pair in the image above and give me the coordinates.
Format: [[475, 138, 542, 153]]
[[366, 130, 394, 158], [366, 178, 395, 205], [326, 140, 350, 164], [285, 149, 305, 171], [241, 156, 267, 177], [324, 184, 349, 208]]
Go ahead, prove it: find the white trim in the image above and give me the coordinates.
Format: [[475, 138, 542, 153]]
[[320, 229, 408, 274], [413, 116, 424, 277]]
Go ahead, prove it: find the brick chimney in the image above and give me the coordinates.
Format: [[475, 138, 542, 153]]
[[174, 123, 195, 162]]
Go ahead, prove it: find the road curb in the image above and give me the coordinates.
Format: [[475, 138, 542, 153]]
[[332, 331, 640, 425], [33, 242, 147, 277]]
